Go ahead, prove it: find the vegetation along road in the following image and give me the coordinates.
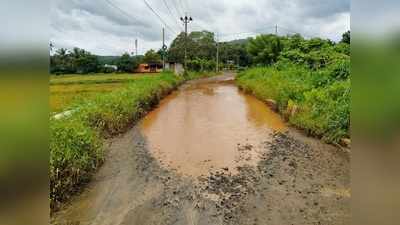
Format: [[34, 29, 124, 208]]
[[52, 73, 350, 225]]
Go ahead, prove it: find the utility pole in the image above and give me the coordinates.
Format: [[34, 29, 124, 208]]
[[135, 39, 138, 56], [216, 32, 219, 73], [237, 55, 240, 70], [180, 13, 192, 70], [162, 28, 166, 70], [275, 24, 278, 36]]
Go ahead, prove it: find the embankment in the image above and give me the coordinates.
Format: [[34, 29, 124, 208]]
[[236, 65, 350, 145], [50, 72, 184, 211]]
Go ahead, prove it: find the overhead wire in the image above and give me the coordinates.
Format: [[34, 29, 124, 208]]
[[171, 0, 184, 16], [103, 0, 142, 24], [143, 0, 179, 35], [162, 0, 184, 32], [178, 0, 186, 14]]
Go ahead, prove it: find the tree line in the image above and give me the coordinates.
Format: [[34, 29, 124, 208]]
[[50, 30, 350, 75], [50, 47, 163, 75]]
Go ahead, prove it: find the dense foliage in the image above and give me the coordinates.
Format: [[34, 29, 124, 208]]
[[167, 31, 251, 68], [115, 53, 140, 73], [237, 31, 350, 143], [50, 72, 184, 210], [142, 49, 162, 63], [50, 48, 100, 74], [50, 48, 155, 75]]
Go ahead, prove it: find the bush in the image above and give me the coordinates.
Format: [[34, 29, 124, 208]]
[[187, 58, 216, 72]]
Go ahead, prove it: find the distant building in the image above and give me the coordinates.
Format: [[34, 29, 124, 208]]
[[104, 64, 118, 71], [136, 63, 163, 73], [165, 62, 184, 75], [135, 62, 184, 75]]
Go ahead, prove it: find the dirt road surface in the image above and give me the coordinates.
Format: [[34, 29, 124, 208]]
[[52, 73, 350, 225]]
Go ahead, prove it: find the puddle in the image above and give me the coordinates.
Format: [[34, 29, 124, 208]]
[[140, 75, 287, 177]]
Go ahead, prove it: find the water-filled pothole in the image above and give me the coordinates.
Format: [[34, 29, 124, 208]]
[[140, 75, 286, 177]]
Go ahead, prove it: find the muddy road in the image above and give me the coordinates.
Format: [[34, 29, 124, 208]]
[[52, 73, 350, 225]]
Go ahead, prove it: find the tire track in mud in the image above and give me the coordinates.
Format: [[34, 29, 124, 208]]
[[53, 128, 349, 225]]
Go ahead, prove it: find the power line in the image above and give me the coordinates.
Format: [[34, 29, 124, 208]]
[[143, 0, 179, 35], [103, 0, 142, 24], [191, 21, 210, 32], [183, 0, 190, 13], [162, 0, 184, 31], [178, 0, 186, 14], [171, 0, 184, 16]]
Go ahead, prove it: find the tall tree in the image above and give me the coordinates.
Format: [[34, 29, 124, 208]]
[[341, 31, 351, 44], [116, 53, 138, 72], [167, 31, 217, 63], [247, 34, 283, 65], [142, 49, 162, 63]]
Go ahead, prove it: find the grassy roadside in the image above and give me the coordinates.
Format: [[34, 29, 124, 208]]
[[236, 64, 350, 144], [185, 71, 222, 80], [50, 72, 184, 211]]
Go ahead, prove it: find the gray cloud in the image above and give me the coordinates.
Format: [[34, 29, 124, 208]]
[[51, 0, 350, 56]]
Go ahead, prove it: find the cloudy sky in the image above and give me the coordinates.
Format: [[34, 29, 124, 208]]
[[50, 0, 350, 56]]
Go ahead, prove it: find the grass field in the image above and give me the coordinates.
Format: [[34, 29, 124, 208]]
[[50, 73, 149, 113]]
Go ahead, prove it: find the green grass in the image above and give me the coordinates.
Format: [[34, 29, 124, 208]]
[[50, 73, 153, 113], [50, 72, 184, 211], [50, 73, 146, 85], [185, 71, 222, 80], [236, 65, 350, 143]]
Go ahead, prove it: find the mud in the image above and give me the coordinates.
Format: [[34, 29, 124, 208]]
[[52, 73, 350, 225]]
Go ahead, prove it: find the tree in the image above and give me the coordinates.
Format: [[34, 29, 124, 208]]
[[247, 34, 283, 65], [341, 31, 350, 44], [70, 48, 99, 74], [167, 31, 217, 63], [116, 53, 138, 72], [142, 49, 161, 63], [50, 48, 74, 74]]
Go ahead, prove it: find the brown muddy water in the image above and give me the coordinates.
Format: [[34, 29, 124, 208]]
[[140, 74, 286, 177]]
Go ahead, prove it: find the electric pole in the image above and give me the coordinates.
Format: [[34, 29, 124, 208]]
[[162, 28, 166, 70], [180, 13, 192, 70], [216, 32, 219, 73], [135, 39, 138, 56], [275, 24, 278, 36]]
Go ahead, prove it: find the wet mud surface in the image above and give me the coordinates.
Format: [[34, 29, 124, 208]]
[[52, 73, 350, 225]]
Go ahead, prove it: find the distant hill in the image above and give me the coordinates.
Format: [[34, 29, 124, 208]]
[[227, 39, 249, 45], [218, 38, 249, 46], [97, 55, 144, 65], [97, 56, 120, 65]]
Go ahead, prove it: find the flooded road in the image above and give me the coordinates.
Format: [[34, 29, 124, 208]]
[[140, 74, 285, 177], [52, 73, 350, 225]]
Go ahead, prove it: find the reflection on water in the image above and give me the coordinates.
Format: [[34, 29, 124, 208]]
[[140, 78, 286, 177]]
